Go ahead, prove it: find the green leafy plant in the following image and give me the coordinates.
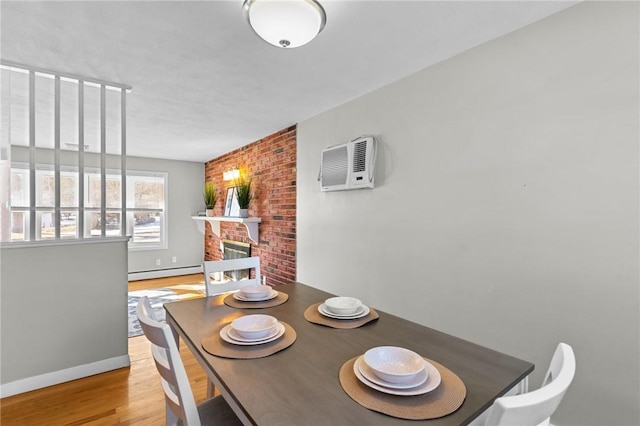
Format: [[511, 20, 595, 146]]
[[234, 178, 252, 209], [203, 181, 217, 209]]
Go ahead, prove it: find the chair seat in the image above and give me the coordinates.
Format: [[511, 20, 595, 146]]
[[181, 395, 243, 426]]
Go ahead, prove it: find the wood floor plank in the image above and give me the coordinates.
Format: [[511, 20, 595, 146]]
[[0, 274, 209, 426]]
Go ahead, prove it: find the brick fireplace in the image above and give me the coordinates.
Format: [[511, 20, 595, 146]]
[[204, 126, 296, 286]]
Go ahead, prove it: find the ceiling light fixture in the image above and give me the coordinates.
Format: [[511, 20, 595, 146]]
[[243, 0, 326, 48]]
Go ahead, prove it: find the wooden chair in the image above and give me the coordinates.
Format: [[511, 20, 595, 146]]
[[202, 257, 262, 296], [482, 343, 576, 426], [136, 296, 242, 426]]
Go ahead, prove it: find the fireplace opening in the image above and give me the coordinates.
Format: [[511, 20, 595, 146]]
[[221, 239, 251, 281]]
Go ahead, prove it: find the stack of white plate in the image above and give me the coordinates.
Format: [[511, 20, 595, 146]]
[[353, 346, 441, 396], [220, 314, 285, 345], [233, 284, 278, 302], [318, 296, 370, 320]]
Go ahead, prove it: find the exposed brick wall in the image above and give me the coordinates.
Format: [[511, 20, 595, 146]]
[[203, 126, 296, 286]]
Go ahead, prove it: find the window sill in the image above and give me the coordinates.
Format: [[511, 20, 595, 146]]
[[0, 236, 130, 249]]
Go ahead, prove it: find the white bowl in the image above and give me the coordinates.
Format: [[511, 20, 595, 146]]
[[240, 284, 271, 299], [363, 346, 426, 385], [230, 314, 277, 340], [324, 296, 362, 315]]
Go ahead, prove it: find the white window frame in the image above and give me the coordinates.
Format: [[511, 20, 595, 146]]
[[126, 171, 168, 251], [8, 164, 167, 250]]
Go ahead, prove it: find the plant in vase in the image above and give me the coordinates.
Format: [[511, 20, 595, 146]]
[[234, 178, 252, 218], [204, 182, 217, 217]]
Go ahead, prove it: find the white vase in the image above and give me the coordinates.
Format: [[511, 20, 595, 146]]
[[206, 209, 214, 217], [239, 209, 249, 218]]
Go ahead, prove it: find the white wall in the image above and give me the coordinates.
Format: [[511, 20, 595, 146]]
[[297, 3, 638, 426]]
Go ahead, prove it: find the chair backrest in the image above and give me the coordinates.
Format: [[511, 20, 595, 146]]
[[483, 343, 576, 426], [202, 257, 262, 296], [136, 296, 201, 426]]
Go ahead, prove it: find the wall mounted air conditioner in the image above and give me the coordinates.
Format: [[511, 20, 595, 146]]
[[320, 136, 377, 192]]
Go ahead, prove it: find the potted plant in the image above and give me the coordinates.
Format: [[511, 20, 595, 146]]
[[234, 178, 252, 218], [203, 181, 217, 217]]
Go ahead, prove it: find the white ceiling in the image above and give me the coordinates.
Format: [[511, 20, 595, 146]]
[[1, 1, 576, 163]]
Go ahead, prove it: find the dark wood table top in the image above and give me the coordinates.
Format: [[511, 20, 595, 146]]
[[164, 282, 533, 426]]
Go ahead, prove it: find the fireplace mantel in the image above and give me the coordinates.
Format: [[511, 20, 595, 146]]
[[191, 216, 261, 243]]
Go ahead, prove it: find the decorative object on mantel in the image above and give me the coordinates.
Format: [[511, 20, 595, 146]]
[[242, 0, 326, 49], [234, 177, 252, 218], [224, 187, 238, 217], [204, 181, 218, 217]]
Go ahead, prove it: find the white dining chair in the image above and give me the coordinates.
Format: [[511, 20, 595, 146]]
[[202, 257, 262, 296], [136, 296, 242, 426], [481, 342, 576, 426]]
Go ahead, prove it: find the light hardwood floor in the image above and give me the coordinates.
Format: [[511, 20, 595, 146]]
[[1, 274, 209, 426]]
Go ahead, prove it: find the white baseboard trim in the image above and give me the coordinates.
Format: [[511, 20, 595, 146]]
[[0, 355, 131, 398], [128, 265, 203, 281]]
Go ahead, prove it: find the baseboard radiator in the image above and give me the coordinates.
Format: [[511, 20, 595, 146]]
[[128, 265, 203, 281]]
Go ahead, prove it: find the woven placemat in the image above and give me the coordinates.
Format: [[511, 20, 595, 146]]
[[339, 356, 466, 420], [201, 322, 296, 359], [304, 303, 379, 329], [223, 291, 289, 309]]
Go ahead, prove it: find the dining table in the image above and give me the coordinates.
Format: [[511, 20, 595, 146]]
[[164, 282, 534, 426]]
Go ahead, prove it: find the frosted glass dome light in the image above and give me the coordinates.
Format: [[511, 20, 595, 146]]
[[243, 0, 327, 48]]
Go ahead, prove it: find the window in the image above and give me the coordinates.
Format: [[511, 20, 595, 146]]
[[9, 164, 166, 249], [85, 170, 122, 238], [127, 173, 167, 249]]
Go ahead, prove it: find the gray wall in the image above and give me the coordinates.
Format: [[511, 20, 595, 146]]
[[0, 239, 129, 394], [297, 3, 638, 426], [126, 156, 204, 274]]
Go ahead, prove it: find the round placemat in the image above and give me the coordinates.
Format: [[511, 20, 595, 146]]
[[304, 303, 379, 329], [202, 321, 296, 359], [339, 356, 466, 420], [224, 291, 289, 309]]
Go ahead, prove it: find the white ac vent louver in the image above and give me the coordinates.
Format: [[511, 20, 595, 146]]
[[353, 139, 367, 173], [319, 136, 377, 192]]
